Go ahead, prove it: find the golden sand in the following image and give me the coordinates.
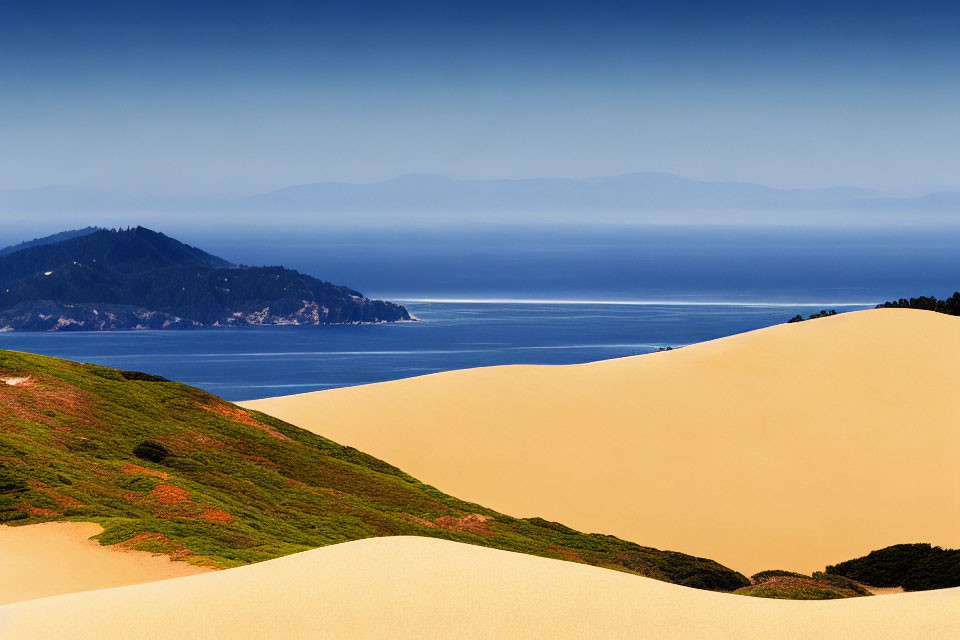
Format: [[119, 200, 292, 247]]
[[0, 522, 210, 605], [1, 537, 956, 639], [242, 309, 960, 575]]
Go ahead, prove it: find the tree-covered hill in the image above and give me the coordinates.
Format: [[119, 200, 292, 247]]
[[0, 227, 409, 330], [732, 544, 960, 599], [876, 293, 960, 316], [0, 227, 99, 257], [826, 544, 960, 591], [0, 350, 749, 592]]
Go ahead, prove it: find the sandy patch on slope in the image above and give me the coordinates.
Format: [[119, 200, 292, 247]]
[[0, 522, 210, 605], [242, 309, 960, 575], [1, 536, 956, 639]]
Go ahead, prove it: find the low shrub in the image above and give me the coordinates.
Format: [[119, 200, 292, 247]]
[[750, 569, 809, 583], [133, 440, 171, 464]]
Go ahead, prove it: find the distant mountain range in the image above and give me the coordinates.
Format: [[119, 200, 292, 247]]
[[0, 173, 956, 221], [0, 227, 410, 331], [246, 173, 886, 214]]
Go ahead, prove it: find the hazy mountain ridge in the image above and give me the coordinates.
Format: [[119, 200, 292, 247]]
[[251, 173, 884, 213], [0, 174, 954, 222], [0, 227, 410, 331]]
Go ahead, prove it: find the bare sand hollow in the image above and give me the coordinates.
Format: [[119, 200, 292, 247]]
[[0, 537, 956, 639], [0, 522, 210, 605], [242, 309, 960, 575]]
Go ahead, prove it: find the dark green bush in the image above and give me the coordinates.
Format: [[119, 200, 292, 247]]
[[788, 309, 837, 323], [811, 572, 872, 596], [120, 370, 170, 382], [133, 440, 171, 464]]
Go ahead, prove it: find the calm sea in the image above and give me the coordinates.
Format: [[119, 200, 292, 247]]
[[2, 224, 957, 400], [1, 300, 871, 401]]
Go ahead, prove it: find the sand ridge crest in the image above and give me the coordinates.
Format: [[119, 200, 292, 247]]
[[242, 309, 960, 574], [0, 536, 956, 639]]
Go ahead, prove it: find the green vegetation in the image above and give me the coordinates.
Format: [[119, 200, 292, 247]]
[[735, 577, 865, 600], [811, 571, 873, 596], [0, 350, 749, 592], [736, 570, 871, 600], [826, 543, 960, 591], [876, 292, 960, 316], [787, 309, 837, 323], [750, 569, 809, 582]]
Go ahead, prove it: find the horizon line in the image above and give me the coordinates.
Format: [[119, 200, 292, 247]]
[[394, 298, 878, 308]]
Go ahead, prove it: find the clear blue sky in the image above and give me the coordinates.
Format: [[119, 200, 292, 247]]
[[1, 0, 958, 195]]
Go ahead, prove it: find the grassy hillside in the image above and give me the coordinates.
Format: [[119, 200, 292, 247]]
[[0, 350, 748, 592]]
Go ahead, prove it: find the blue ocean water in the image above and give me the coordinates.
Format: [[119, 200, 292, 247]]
[[0, 300, 872, 401], [2, 225, 957, 400]]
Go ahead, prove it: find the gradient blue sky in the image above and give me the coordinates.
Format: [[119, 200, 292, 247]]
[[1, 0, 958, 195]]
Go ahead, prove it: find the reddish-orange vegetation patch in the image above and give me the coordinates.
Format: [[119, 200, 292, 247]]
[[0, 388, 50, 425], [0, 374, 97, 428], [197, 401, 291, 441], [49, 426, 83, 449], [433, 513, 493, 535], [122, 480, 235, 525], [200, 507, 235, 523], [114, 533, 193, 560], [36, 488, 86, 510], [121, 463, 168, 480], [119, 533, 172, 546], [403, 514, 438, 528], [149, 483, 191, 504], [284, 477, 308, 488], [548, 545, 586, 563], [89, 464, 113, 478], [27, 507, 59, 516]]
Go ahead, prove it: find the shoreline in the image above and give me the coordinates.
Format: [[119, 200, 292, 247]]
[[394, 297, 878, 307]]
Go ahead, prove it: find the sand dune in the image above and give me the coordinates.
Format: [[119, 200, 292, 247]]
[[242, 309, 960, 575], [1, 537, 956, 639], [0, 522, 210, 605]]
